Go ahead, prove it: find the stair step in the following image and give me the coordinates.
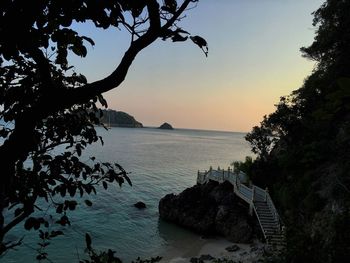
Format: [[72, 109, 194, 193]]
[[259, 215, 277, 221], [259, 218, 276, 223], [259, 217, 276, 221], [256, 207, 271, 213], [266, 235, 285, 241], [256, 207, 270, 210], [264, 230, 279, 235], [264, 231, 280, 236], [258, 214, 274, 218], [262, 224, 279, 228], [257, 211, 273, 215], [263, 227, 279, 232], [260, 219, 277, 223], [257, 210, 272, 213], [255, 197, 266, 201], [267, 235, 286, 240], [257, 213, 274, 218], [261, 222, 278, 227], [258, 215, 274, 219], [257, 212, 273, 216], [263, 230, 280, 233], [255, 203, 269, 206], [258, 213, 274, 217], [260, 218, 276, 221], [256, 208, 270, 212], [260, 222, 277, 226], [255, 202, 268, 205]]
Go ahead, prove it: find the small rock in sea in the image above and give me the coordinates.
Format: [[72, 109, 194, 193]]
[[158, 122, 173, 130], [199, 254, 214, 261], [134, 201, 146, 209], [225, 244, 240, 252]]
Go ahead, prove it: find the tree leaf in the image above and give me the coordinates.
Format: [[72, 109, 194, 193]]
[[85, 233, 92, 250], [190, 35, 208, 57], [81, 36, 95, 46], [124, 175, 132, 187], [84, 200, 93, 207]]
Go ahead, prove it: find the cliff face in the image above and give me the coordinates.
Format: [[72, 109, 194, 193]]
[[159, 181, 259, 243], [100, 109, 143, 128]]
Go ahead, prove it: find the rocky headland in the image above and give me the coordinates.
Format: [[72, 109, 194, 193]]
[[159, 181, 260, 243], [100, 109, 143, 128]]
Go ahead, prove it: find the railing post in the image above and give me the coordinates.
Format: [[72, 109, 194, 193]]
[[265, 187, 268, 202], [249, 204, 254, 216], [235, 174, 238, 189], [252, 186, 255, 202], [222, 169, 224, 182], [249, 187, 254, 216]]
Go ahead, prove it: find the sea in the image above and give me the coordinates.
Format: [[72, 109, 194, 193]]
[[1, 127, 252, 262]]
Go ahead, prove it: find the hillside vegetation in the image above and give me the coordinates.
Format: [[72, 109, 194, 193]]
[[244, 1, 350, 262], [100, 109, 143, 128]]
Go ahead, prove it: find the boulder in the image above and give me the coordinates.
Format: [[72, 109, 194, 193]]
[[159, 181, 256, 243], [134, 201, 146, 209], [226, 244, 240, 252]]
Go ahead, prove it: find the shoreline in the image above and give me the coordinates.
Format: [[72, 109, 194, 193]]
[[159, 237, 267, 263]]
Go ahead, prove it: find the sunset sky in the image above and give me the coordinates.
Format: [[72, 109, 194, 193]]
[[72, 0, 324, 132]]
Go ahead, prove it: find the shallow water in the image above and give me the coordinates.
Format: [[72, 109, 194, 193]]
[[1, 127, 252, 262]]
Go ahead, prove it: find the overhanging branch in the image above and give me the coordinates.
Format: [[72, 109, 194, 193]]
[[42, 0, 194, 112]]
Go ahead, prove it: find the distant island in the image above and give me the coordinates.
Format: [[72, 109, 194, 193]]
[[158, 122, 173, 130], [100, 109, 143, 128]]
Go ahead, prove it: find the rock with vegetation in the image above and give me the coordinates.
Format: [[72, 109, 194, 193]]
[[159, 181, 257, 243], [100, 109, 143, 128], [158, 122, 173, 130]]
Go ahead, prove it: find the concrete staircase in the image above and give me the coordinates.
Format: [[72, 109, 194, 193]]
[[254, 201, 286, 248]]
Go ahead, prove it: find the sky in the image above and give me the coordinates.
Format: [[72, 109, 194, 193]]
[[71, 0, 325, 132]]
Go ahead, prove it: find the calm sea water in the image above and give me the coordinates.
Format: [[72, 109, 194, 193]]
[[1, 127, 251, 262]]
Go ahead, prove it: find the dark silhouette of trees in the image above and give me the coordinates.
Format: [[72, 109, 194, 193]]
[[0, 0, 204, 258], [245, 0, 350, 261]]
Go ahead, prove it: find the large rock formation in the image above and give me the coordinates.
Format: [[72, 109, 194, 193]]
[[100, 109, 143, 128], [159, 181, 258, 243]]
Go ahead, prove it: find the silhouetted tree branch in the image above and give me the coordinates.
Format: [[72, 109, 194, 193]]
[[0, 0, 205, 258]]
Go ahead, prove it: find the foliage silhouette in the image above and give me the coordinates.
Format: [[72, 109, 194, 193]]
[[0, 0, 205, 259], [245, 0, 350, 261]]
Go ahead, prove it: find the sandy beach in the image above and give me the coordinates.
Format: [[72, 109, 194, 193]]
[[160, 237, 267, 263]]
